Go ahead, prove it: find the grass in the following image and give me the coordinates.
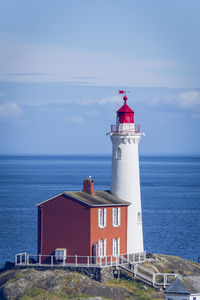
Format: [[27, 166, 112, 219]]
[[18, 286, 88, 300], [105, 272, 165, 300]]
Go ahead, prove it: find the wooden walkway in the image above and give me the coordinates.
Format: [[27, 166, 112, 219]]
[[118, 257, 179, 289]]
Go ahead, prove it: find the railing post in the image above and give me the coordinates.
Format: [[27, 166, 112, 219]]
[[164, 274, 167, 288], [105, 256, 107, 266], [111, 256, 112, 266], [75, 255, 77, 266], [87, 256, 89, 267], [15, 254, 17, 265], [20, 254, 22, 265], [152, 274, 155, 286], [138, 252, 141, 262], [51, 256, 53, 266], [134, 264, 137, 277], [39, 254, 41, 266], [100, 257, 102, 267], [127, 253, 129, 261], [27, 255, 29, 265]]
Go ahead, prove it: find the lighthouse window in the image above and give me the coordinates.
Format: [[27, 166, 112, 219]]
[[98, 208, 107, 228], [116, 147, 122, 159], [112, 238, 120, 257], [137, 212, 141, 224], [112, 207, 121, 227]]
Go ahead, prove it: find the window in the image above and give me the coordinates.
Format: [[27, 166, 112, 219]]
[[112, 207, 121, 227], [98, 239, 103, 257], [137, 212, 142, 224], [98, 239, 107, 257], [104, 238, 107, 257], [112, 238, 120, 257], [98, 208, 107, 228], [116, 147, 122, 159], [55, 248, 66, 261]]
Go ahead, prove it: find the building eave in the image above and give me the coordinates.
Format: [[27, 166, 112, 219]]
[[36, 192, 63, 207], [36, 190, 131, 208]]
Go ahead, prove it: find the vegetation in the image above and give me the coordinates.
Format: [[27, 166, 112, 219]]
[[1, 254, 200, 300], [106, 272, 164, 300], [18, 287, 85, 300]]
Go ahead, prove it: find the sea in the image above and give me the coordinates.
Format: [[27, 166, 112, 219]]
[[0, 155, 200, 268]]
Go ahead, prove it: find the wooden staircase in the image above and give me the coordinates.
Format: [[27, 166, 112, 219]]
[[118, 256, 178, 289]]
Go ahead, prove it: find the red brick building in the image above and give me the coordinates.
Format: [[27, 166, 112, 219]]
[[37, 177, 130, 262]]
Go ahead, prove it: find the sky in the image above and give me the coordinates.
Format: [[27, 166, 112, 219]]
[[0, 0, 200, 154]]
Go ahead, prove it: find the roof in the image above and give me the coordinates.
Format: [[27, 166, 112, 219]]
[[117, 102, 134, 113], [36, 190, 131, 207], [165, 276, 200, 295]]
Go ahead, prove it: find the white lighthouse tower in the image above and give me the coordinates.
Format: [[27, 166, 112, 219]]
[[109, 91, 144, 254]]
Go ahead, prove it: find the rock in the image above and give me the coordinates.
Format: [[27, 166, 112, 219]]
[[0, 254, 199, 300], [83, 285, 134, 300], [144, 254, 200, 276]]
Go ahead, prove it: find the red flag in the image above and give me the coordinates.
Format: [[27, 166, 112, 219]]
[[118, 90, 125, 94]]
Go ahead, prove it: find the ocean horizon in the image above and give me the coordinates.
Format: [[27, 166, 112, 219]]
[[0, 154, 200, 267]]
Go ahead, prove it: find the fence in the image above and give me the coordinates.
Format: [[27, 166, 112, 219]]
[[15, 251, 146, 268]]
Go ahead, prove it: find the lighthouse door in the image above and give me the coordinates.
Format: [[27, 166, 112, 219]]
[[92, 243, 97, 264]]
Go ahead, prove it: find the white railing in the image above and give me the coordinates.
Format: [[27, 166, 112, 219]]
[[111, 124, 140, 133], [15, 251, 146, 268], [119, 256, 179, 288]]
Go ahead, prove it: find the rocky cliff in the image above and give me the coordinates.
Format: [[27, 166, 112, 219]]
[[0, 254, 199, 300]]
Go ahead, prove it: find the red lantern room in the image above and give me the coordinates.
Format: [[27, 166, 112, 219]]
[[117, 95, 134, 124]]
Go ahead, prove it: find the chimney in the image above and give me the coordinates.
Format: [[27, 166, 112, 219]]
[[83, 176, 95, 196]]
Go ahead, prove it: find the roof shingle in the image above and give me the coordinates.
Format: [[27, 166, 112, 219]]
[[37, 190, 131, 207], [165, 276, 200, 295]]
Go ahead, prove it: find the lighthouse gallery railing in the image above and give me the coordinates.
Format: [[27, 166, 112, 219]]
[[111, 124, 140, 133]]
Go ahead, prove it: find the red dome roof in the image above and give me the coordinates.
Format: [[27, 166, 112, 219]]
[[117, 95, 134, 123]]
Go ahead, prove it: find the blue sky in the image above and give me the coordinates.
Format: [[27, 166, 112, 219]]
[[0, 0, 200, 154]]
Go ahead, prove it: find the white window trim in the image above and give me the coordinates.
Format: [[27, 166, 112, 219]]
[[98, 239, 106, 258], [117, 237, 120, 256], [98, 239, 103, 257], [116, 147, 122, 160], [112, 238, 117, 257], [112, 207, 121, 227], [104, 238, 107, 257], [98, 208, 107, 228], [112, 238, 120, 257]]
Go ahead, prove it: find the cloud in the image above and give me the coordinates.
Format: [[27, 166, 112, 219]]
[[85, 110, 99, 116], [1, 33, 199, 88], [141, 89, 200, 113], [178, 90, 200, 109], [98, 95, 121, 105], [0, 102, 23, 120], [65, 115, 84, 124], [6, 73, 57, 76]]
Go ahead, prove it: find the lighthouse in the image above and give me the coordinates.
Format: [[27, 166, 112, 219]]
[[109, 91, 144, 254]]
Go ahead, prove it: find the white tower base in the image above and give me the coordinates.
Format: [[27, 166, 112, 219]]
[[110, 131, 144, 254]]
